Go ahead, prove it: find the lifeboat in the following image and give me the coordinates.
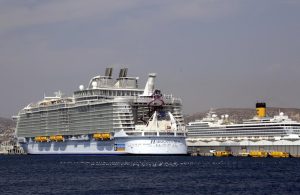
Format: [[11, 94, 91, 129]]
[[50, 135, 64, 142], [213, 151, 232, 157], [102, 133, 111, 140], [35, 136, 48, 142], [269, 151, 289, 158], [55, 135, 64, 142], [93, 133, 103, 140], [93, 133, 111, 140], [249, 151, 268, 158]]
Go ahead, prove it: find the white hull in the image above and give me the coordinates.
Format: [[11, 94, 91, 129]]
[[22, 136, 187, 155], [123, 136, 187, 155], [22, 140, 127, 155]]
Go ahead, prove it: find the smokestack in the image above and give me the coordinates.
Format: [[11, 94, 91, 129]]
[[105, 68, 113, 77], [142, 73, 156, 96], [256, 102, 266, 118], [108, 68, 113, 77], [123, 68, 128, 77], [119, 68, 128, 78], [119, 69, 124, 78], [105, 68, 110, 77]]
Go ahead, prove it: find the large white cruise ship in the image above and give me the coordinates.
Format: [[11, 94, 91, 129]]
[[15, 68, 187, 155], [187, 103, 300, 156]]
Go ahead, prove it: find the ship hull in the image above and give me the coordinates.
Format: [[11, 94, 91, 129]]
[[21, 136, 187, 155], [22, 140, 127, 155], [123, 136, 187, 155]]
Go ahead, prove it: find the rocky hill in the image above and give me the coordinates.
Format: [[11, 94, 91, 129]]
[[0, 117, 16, 142], [184, 107, 300, 124], [0, 117, 15, 131]]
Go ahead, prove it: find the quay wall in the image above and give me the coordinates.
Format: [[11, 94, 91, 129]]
[[187, 140, 300, 157]]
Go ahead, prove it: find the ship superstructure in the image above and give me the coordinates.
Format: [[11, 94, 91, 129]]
[[187, 103, 300, 156], [15, 68, 187, 155]]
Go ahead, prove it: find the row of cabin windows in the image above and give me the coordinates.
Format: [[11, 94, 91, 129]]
[[187, 126, 300, 131], [188, 131, 285, 135], [76, 90, 143, 97]]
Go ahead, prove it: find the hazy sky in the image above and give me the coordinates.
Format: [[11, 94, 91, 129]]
[[1, 0, 300, 117]]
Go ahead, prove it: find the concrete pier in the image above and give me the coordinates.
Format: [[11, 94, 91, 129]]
[[187, 140, 300, 157]]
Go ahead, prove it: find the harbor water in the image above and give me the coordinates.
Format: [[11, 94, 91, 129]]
[[1, 156, 300, 194]]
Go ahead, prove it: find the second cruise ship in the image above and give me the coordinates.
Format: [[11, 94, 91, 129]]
[[187, 103, 300, 156]]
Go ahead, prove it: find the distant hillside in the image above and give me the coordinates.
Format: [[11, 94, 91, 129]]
[[0, 117, 16, 142], [0, 117, 15, 133], [184, 107, 300, 124]]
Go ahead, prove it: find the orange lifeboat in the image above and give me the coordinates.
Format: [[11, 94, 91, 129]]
[[35, 136, 48, 142], [93, 133, 111, 140], [50, 135, 64, 142]]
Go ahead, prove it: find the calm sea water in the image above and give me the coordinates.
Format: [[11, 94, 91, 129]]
[[1, 156, 300, 195]]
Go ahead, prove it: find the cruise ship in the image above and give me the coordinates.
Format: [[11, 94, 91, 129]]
[[187, 103, 300, 156], [15, 68, 187, 155]]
